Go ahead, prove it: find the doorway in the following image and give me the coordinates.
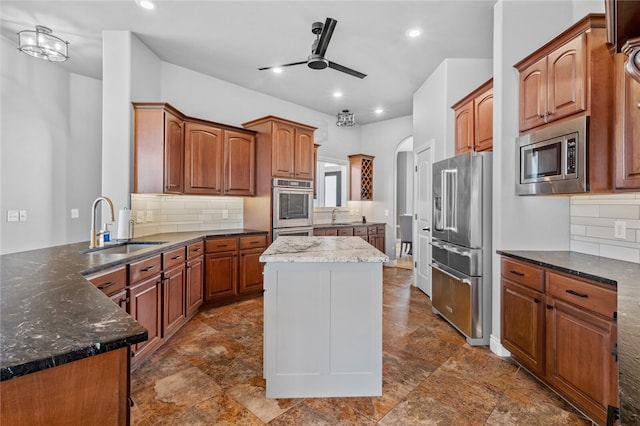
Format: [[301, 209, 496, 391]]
[[394, 136, 414, 269]]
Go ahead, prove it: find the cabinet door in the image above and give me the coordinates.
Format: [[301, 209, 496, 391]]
[[501, 280, 545, 374], [129, 275, 162, 361], [164, 111, 184, 193], [615, 54, 640, 189], [454, 100, 474, 154], [204, 252, 238, 301], [272, 121, 295, 178], [186, 255, 204, 317], [184, 122, 223, 195], [546, 298, 617, 425], [224, 130, 256, 195], [238, 248, 264, 294], [474, 88, 493, 152], [547, 34, 587, 123], [163, 264, 186, 338], [519, 56, 548, 132], [294, 127, 314, 180]]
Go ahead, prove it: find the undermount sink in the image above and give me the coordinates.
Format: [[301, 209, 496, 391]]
[[82, 241, 167, 255]]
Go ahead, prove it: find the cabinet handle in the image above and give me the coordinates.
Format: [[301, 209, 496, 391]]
[[534, 298, 540, 304], [97, 281, 115, 290], [538, 114, 545, 119], [193, 248, 201, 252], [141, 266, 155, 272], [565, 289, 588, 298], [509, 270, 525, 277], [611, 342, 618, 362], [171, 255, 182, 260], [217, 244, 227, 248], [546, 304, 553, 310]]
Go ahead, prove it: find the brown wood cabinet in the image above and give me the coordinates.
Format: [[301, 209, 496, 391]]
[[348, 154, 374, 201], [129, 269, 162, 363], [614, 53, 640, 190], [514, 14, 614, 193], [134, 102, 256, 196], [162, 246, 186, 339], [367, 224, 386, 252], [313, 224, 385, 253], [452, 79, 493, 154], [500, 256, 618, 426], [0, 347, 129, 426], [186, 241, 204, 318], [204, 234, 267, 305]]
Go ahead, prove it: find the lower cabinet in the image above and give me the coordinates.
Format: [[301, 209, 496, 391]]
[[129, 272, 163, 363], [313, 223, 386, 253], [204, 233, 267, 305], [186, 241, 204, 318], [500, 257, 618, 426]]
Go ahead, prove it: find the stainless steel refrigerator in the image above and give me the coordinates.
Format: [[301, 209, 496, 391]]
[[431, 151, 492, 346]]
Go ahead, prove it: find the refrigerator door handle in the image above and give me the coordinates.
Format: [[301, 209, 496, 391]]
[[431, 262, 472, 286], [443, 169, 457, 231]]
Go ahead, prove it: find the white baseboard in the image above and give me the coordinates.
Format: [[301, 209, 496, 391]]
[[490, 335, 511, 358]]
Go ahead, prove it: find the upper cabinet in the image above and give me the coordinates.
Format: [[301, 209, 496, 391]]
[[452, 79, 493, 154], [614, 53, 640, 190], [133, 103, 256, 196], [242, 116, 316, 181], [348, 154, 374, 201], [514, 15, 609, 135]]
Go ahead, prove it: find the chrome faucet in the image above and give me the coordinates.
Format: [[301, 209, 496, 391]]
[[331, 208, 339, 224], [90, 196, 115, 248]]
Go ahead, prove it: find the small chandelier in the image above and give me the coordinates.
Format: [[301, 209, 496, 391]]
[[336, 109, 355, 127], [17, 25, 69, 62]]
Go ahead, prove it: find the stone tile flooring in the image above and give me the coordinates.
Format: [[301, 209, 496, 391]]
[[131, 267, 592, 425]]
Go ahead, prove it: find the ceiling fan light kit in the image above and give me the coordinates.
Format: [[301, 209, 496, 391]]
[[336, 109, 355, 127], [259, 17, 367, 79], [17, 25, 69, 62]]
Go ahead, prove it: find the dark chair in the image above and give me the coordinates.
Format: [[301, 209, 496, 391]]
[[399, 214, 412, 256]]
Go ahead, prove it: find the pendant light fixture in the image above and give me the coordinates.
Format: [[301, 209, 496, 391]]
[[336, 109, 355, 127], [17, 25, 69, 62]]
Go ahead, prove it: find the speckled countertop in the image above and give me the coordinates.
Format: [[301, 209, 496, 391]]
[[497, 250, 640, 424], [260, 236, 389, 263], [0, 229, 267, 381]]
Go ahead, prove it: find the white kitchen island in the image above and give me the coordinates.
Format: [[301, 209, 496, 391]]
[[260, 236, 388, 398]]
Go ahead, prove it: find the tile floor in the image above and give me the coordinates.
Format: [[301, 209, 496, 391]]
[[130, 267, 592, 425]]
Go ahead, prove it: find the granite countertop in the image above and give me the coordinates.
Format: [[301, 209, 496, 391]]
[[497, 250, 640, 424], [260, 236, 389, 263], [313, 221, 386, 228], [0, 228, 267, 381]]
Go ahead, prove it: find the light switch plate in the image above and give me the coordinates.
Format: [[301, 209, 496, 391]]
[[146, 210, 153, 222], [7, 210, 19, 222], [71, 208, 79, 219], [136, 210, 145, 224], [19, 210, 27, 222], [222, 209, 229, 219]]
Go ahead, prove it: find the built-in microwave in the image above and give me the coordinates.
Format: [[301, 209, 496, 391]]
[[516, 116, 588, 195], [272, 178, 314, 229]]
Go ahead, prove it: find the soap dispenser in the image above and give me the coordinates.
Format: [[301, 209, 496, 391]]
[[101, 223, 111, 244]]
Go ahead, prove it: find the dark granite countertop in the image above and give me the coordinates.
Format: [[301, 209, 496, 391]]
[[0, 229, 267, 382], [497, 250, 640, 424]]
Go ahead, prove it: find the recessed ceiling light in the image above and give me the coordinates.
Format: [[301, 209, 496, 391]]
[[406, 28, 422, 38], [333, 91, 343, 98], [135, 0, 155, 10], [375, 108, 384, 114], [272, 67, 283, 74]]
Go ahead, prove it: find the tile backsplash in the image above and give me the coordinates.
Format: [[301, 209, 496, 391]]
[[570, 193, 640, 264], [130, 194, 243, 237]]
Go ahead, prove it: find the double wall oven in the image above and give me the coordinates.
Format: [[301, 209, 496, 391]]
[[272, 178, 314, 240]]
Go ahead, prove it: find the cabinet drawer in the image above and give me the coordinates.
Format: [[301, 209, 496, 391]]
[[337, 227, 353, 236], [547, 272, 616, 319], [501, 258, 545, 292], [368, 225, 378, 234], [129, 254, 162, 284], [163, 246, 186, 270], [353, 226, 368, 237], [324, 228, 338, 236], [240, 234, 267, 250], [187, 241, 204, 259], [88, 266, 127, 296], [206, 237, 238, 253], [376, 225, 385, 234]]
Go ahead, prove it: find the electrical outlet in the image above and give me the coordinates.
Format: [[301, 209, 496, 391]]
[[19, 210, 27, 222], [222, 209, 229, 219], [136, 210, 145, 224], [614, 221, 626, 239], [71, 208, 79, 219], [146, 210, 154, 222], [7, 210, 19, 222]]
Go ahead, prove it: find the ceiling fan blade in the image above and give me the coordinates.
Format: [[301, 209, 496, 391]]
[[258, 61, 307, 71], [314, 17, 337, 57], [328, 61, 367, 79]]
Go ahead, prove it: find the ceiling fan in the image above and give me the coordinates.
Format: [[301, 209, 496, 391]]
[[258, 17, 367, 79]]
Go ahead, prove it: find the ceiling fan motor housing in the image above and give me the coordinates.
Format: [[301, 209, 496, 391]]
[[307, 54, 329, 70]]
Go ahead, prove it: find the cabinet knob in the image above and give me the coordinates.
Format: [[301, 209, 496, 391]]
[[534, 298, 541, 304]]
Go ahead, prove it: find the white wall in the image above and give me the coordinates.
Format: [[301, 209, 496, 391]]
[[0, 34, 102, 254], [359, 115, 413, 256]]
